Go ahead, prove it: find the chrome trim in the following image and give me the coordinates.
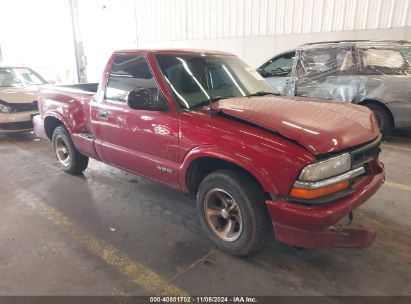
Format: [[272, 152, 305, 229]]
[[350, 134, 382, 167], [293, 167, 366, 190], [351, 134, 382, 157]]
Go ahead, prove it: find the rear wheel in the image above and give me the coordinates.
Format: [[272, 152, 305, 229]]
[[365, 104, 392, 136], [197, 170, 271, 256], [52, 126, 89, 174]]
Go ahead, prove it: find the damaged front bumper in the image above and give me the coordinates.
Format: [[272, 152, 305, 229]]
[[0, 111, 38, 133], [266, 161, 384, 248], [272, 222, 376, 248]]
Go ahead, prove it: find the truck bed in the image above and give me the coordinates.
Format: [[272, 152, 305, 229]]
[[45, 83, 99, 94], [36, 83, 100, 139]]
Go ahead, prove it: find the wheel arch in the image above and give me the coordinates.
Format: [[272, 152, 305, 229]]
[[181, 147, 277, 198], [359, 99, 395, 127], [44, 115, 66, 139]]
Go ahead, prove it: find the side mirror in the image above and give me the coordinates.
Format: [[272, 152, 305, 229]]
[[126, 88, 168, 111], [256, 68, 268, 77]]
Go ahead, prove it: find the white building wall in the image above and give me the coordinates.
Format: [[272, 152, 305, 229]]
[[0, 0, 78, 83], [133, 0, 411, 40], [76, 0, 411, 81], [76, 0, 138, 81]]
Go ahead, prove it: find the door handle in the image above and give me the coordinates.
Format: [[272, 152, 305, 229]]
[[99, 110, 109, 119]]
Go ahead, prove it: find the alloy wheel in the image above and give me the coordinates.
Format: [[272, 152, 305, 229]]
[[204, 188, 243, 242], [55, 135, 71, 167]]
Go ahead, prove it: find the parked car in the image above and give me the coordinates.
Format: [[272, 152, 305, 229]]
[[258, 50, 296, 95], [0, 66, 47, 133], [34, 49, 384, 256], [258, 40, 411, 134]]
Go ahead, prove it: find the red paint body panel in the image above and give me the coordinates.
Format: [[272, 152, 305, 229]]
[[91, 100, 180, 188], [216, 96, 380, 154], [72, 133, 100, 161], [34, 49, 385, 249], [177, 110, 314, 194]]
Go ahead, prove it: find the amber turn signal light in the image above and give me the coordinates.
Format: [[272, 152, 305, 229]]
[[290, 180, 349, 200]]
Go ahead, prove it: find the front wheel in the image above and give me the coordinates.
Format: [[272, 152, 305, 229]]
[[197, 170, 271, 256], [52, 126, 89, 174]]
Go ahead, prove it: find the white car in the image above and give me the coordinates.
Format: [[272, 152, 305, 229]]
[[0, 66, 47, 133]]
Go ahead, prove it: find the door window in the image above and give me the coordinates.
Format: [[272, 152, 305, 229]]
[[359, 48, 409, 75], [296, 48, 354, 78], [105, 55, 166, 104], [261, 52, 295, 77]]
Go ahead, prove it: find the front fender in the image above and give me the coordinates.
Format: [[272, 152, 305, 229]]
[[179, 145, 280, 194]]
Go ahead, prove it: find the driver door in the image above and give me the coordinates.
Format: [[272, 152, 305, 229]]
[[93, 54, 180, 187]]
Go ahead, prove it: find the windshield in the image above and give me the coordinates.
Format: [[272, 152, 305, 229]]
[[0, 68, 46, 87], [155, 54, 276, 109]]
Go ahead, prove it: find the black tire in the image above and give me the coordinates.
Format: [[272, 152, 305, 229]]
[[197, 169, 271, 256], [52, 126, 89, 174], [365, 104, 392, 136]]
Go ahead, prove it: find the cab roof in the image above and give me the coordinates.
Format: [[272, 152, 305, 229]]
[[113, 49, 235, 56]]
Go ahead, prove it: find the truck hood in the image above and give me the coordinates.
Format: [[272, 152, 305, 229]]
[[0, 86, 38, 104], [215, 96, 380, 155]]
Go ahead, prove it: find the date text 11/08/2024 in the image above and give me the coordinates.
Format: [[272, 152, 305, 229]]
[[149, 296, 258, 303]]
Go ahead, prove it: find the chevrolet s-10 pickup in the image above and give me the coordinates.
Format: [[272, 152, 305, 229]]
[[34, 49, 384, 255]]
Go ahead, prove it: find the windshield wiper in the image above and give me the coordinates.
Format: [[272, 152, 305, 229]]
[[191, 95, 234, 109], [210, 95, 234, 102], [246, 91, 281, 97]]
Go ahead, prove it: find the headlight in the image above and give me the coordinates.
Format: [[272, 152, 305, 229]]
[[299, 153, 351, 181], [0, 103, 12, 114]]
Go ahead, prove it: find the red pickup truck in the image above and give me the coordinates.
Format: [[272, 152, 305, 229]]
[[33, 49, 384, 255]]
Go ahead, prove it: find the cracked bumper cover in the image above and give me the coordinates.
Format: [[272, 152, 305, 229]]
[[266, 161, 384, 248], [32, 115, 47, 139]]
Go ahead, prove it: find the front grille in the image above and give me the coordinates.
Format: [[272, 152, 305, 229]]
[[350, 136, 381, 168], [9, 101, 38, 112], [0, 121, 34, 130]]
